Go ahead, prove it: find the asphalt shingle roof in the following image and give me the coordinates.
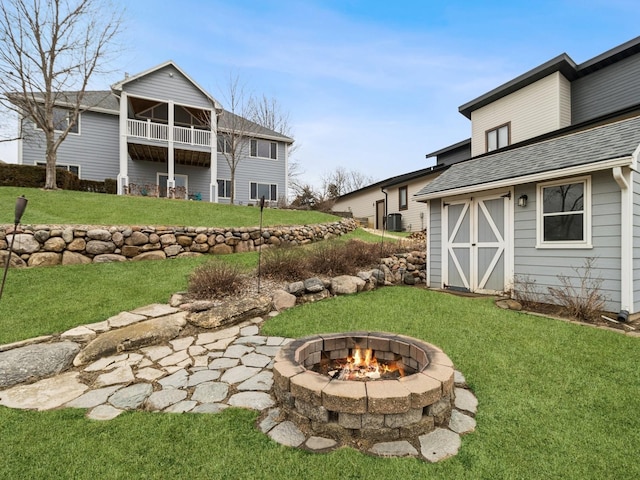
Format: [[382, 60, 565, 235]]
[[415, 114, 640, 198]]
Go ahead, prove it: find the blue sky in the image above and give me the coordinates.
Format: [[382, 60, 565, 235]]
[[2, 0, 640, 189]]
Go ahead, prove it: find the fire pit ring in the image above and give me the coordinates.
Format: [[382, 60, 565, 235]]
[[273, 332, 455, 443]]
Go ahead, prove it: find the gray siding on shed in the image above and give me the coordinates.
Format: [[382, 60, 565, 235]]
[[513, 171, 622, 312], [21, 110, 119, 181], [633, 171, 640, 313], [428, 200, 442, 287], [123, 65, 213, 108], [572, 54, 640, 124]]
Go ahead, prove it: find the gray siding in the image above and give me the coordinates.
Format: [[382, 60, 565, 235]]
[[123, 65, 213, 108], [437, 146, 471, 167], [572, 54, 640, 124], [633, 171, 640, 313], [428, 200, 442, 287], [20, 111, 120, 181], [513, 171, 622, 312]]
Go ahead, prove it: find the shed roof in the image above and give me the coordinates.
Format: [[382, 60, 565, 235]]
[[414, 114, 640, 200]]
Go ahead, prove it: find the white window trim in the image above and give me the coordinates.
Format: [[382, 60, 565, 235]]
[[250, 138, 278, 160], [217, 178, 233, 199], [536, 175, 592, 249], [250, 181, 278, 201]]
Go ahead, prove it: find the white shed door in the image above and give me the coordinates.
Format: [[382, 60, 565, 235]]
[[444, 192, 510, 294]]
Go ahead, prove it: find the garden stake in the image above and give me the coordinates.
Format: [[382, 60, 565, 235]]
[[0, 195, 28, 301], [257, 196, 265, 293]]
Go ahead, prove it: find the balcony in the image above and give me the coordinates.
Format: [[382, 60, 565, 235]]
[[127, 119, 211, 147]]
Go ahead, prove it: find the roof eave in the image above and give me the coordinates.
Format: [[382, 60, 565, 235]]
[[414, 156, 633, 202]]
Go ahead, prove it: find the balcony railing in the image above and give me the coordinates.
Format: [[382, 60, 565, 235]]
[[127, 119, 211, 147]]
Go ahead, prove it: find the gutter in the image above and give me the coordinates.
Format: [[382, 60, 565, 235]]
[[613, 165, 634, 315]]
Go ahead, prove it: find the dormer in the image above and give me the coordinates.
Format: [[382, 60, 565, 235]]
[[460, 56, 575, 157]]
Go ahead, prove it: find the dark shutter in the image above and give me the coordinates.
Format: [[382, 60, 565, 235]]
[[270, 142, 277, 159], [270, 184, 277, 201]]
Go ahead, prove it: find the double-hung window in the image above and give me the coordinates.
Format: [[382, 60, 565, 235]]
[[250, 139, 277, 159], [537, 176, 591, 248], [217, 135, 231, 153], [36, 162, 80, 176], [486, 123, 509, 152], [41, 108, 79, 134], [217, 179, 232, 198], [250, 182, 277, 201]]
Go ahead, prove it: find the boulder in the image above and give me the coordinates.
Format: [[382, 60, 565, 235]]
[[86, 240, 116, 255], [330, 275, 366, 295], [43, 237, 66, 252], [73, 312, 187, 366], [0, 251, 26, 268], [6, 234, 40, 254], [93, 254, 128, 263], [304, 277, 325, 293], [87, 229, 112, 241], [188, 295, 272, 329], [125, 231, 149, 246], [272, 289, 297, 311], [62, 251, 92, 265], [67, 238, 86, 251], [27, 252, 62, 267], [212, 244, 233, 255], [287, 281, 305, 296], [163, 245, 183, 257], [0, 341, 80, 388], [132, 251, 166, 261]]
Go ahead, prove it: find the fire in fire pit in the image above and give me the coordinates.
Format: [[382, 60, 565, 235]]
[[314, 346, 410, 380]]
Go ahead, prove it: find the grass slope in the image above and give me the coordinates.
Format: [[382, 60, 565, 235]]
[[0, 187, 337, 227], [1, 288, 638, 479]]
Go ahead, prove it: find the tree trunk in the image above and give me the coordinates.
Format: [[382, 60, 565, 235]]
[[44, 134, 57, 190], [230, 167, 236, 205]]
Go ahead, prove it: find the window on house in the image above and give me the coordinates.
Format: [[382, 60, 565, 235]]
[[538, 177, 591, 247], [217, 179, 232, 198], [250, 139, 277, 159], [37, 162, 80, 176], [250, 182, 277, 201], [51, 108, 79, 134], [217, 135, 231, 153], [486, 123, 509, 152], [399, 186, 408, 211]]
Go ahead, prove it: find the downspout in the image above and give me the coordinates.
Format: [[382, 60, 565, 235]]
[[380, 186, 388, 230], [612, 166, 633, 316]]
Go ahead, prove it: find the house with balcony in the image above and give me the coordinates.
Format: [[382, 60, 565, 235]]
[[414, 35, 640, 317], [17, 61, 293, 204]]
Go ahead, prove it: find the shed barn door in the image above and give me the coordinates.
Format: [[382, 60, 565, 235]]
[[444, 191, 510, 294]]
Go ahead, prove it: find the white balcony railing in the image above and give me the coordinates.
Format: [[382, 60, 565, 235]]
[[127, 119, 211, 147]]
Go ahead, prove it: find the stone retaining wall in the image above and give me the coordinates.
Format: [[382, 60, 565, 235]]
[[0, 218, 358, 267]]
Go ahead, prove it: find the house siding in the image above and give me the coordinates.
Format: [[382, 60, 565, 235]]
[[513, 171, 622, 312], [437, 146, 470, 166], [428, 200, 442, 288], [633, 170, 640, 313], [572, 54, 640, 124], [385, 178, 434, 232], [123, 65, 213, 109], [470, 72, 571, 157], [20, 110, 120, 181], [332, 189, 385, 227]]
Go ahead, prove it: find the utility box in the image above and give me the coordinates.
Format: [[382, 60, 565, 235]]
[[387, 213, 402, 232]]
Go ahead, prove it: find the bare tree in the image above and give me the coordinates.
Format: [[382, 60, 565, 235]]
[[0, 0, 122, 189], [321, 166, 375, 198], [247, 94, 300, 201], [217, 74, 263, 204]]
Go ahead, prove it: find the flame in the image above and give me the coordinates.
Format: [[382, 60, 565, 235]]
[[335, 346, 405, 380]]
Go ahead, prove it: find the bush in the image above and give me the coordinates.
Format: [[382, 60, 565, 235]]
[[0, 164, 116, 193], [263, 239, 403, 281], [187, 260, 248, 300]]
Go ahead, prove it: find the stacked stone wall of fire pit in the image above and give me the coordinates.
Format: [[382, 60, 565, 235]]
[[273, 332, 455, 444]]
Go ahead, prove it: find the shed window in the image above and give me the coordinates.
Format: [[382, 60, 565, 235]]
[[399, 186, 408, 210], [537, 176, 591, 248]]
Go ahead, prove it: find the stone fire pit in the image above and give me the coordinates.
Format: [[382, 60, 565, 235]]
[[273, 332, 456, 444]]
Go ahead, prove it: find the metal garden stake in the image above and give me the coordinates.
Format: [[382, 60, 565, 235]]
[[257, 196, 266, 293], [0, 195, 28, 301]]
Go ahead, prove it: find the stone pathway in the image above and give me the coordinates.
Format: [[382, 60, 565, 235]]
[[0, 304, 477, 463]]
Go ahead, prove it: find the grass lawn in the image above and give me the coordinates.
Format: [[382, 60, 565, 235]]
[[1, 288, 638, 479], [0, 187, 337, 227]]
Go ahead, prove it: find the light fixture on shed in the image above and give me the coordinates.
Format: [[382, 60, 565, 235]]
[[518, 194, 528, 207]]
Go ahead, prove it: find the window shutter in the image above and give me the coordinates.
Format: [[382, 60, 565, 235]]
[[270, 142, 277, 159], [270, 184, 277, 201]]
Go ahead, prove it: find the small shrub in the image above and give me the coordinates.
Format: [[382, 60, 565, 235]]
[[262, 244, 310, 281], [187, 260, 248, 300], [547, 258, 608, 322], [513, 274, 546, 308]]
